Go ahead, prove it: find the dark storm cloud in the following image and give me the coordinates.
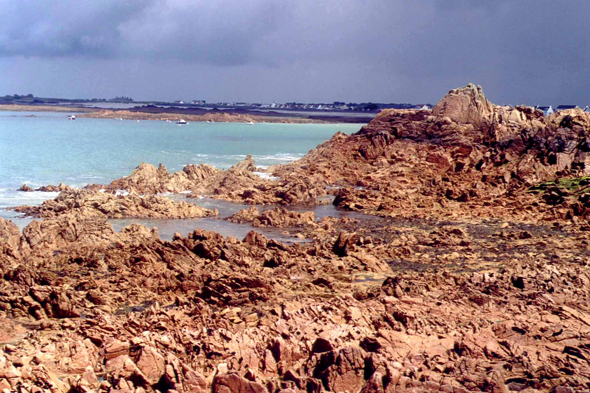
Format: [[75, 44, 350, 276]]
[[1, 0, 590, 104], [0, 0, 290, 65], [0, 0, 151, 57]]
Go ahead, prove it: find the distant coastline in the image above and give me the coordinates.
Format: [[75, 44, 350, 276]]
[[0, 104, 95, 113], [0, 103, 373, 124], [81, 109, 331, 124]]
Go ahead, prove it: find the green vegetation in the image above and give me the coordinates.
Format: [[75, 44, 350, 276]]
[[529, 177, 590, 193]]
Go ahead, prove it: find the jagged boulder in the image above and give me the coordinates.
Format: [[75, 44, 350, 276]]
[[229, 154, 257, 173], [17, 184, 34, 192], [0, 218, 23, 261], [213, 373, 266, 393], [433, 83, 495, 128], [21, 214, 116, 252], [103, 161, 220, 194]]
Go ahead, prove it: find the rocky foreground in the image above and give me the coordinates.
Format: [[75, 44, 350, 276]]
[[3, 84, 590, 393]]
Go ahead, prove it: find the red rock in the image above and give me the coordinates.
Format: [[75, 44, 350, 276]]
[[213, 373, 267, 393], [135, 346, 165, 385], [105, 339, 130, 360], [433, 83, 494, 128], [17, 184, 34, 192], [14, 189, 214, 219]]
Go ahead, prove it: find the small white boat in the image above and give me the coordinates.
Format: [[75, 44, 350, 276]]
[[68, 115, 76, 120], [177, 119, 188, 125], [248, 121, 255, 125]]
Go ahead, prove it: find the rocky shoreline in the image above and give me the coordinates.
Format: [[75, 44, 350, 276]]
[[3, 84, 590, 392]]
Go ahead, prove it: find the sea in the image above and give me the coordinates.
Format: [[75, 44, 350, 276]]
[[0, 111, 364, 241]]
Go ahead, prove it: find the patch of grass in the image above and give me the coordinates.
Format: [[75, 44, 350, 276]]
[[529, 176, 590, 193]]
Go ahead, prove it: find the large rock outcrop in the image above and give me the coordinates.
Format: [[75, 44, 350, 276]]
[[432, 83, 495, 128], [13, 189, 215, 219], [270, 84, 590, 220], [81, 155, 328, 206], [103, 162, 220, 194]]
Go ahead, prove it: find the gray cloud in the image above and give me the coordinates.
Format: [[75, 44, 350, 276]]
[[0, 0, 290, 65], [0, 0, 151, 57], [0, 0, 589, 105]]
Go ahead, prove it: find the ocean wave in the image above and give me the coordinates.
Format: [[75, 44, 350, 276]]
[[13, 180, 40, 187], [0, 191, 60, 200], [0, 190, 59, 208], [184, 153, 304, 171], [253, 172, 280, 181], [251, 154, 304, 166]]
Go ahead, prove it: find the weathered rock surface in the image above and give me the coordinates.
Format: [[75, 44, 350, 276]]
[[2, 208, 590, 392], [81, 155, 328, 206], [267, 84, 590, 222], [432, 83, 495, 128], [18, 183, 71, 192], [103, 162, 220, 194], [13, 188, 215, 219], [4, 85, 590, 393]]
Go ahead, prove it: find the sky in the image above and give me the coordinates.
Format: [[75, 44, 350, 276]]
[[0, 0, 589, 105]]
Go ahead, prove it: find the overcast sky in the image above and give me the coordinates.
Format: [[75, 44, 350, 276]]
[[0, 0, 589, 105]]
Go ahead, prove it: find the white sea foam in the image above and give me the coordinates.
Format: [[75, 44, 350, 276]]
[[3, 191, 60, 200], [251, 153, 304, 164], [188, 152, 303, 169], [253, 172, 280, 181], [0, 190, 59, 210]]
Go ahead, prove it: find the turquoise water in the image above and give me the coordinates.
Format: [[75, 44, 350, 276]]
[[0, 111, 363, 233]]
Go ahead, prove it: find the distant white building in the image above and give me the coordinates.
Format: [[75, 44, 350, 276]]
[[555, 105, 577, 112]]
